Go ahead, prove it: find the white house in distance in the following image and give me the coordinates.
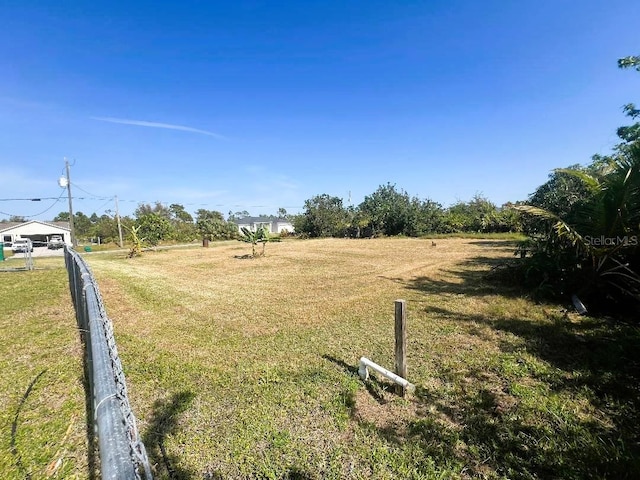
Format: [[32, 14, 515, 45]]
[[234, 217, 294, 234], [0, 220, 71, 247]]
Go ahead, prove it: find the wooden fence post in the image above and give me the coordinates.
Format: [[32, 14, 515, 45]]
[[394, 299, 407, 396]]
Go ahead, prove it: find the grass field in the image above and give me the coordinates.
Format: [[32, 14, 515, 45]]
[[2, 238, 639, 479], [0, 258, 87, 479]]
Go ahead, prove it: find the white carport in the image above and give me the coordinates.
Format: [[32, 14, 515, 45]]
[[0, 220, 71, 247]]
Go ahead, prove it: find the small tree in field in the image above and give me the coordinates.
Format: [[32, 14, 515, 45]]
[[126, 225, 145, 258], [239, 226, 278, 257]]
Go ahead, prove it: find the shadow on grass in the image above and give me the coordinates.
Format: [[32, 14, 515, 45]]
[[142, 390, 196, 480], [233, 254, 254, 259], [10, 369, 47, 479], [380, 252, 524, 300], [322, 354, 388, 404], [423, 309, 639, 477], [365, 242, 640, 477]]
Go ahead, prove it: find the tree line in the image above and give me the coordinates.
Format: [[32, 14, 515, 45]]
[[37, 187, 522, 247], [50, 203, 239, 246], [292, 185, 522, 238]]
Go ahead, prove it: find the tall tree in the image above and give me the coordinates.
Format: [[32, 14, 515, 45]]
[[616, 55, 640, 150], [169, 203, 194, 223], [294, 194, 348, 237], [227, 210, 250, 222], [443, 194, 501, 233], [167, 203, 197, 242], [93, 214, 119, 243], [196, 209, 236, 241], [73, 212, 92, 239], [135, 202, 172, 220], [135, 213, 173, 246], [359, 183, 412, 236]]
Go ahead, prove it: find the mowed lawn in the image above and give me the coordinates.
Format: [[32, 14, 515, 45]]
[[2, 238, 639, 479], [0, 259, 87, 479]]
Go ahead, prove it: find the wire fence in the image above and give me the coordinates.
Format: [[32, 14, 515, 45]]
[[65, 247, 153, 479]]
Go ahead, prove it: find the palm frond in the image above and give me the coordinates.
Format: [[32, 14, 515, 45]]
[[554, 168, 601, 193], [513, 204, 587, 251]]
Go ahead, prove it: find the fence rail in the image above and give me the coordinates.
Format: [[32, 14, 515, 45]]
[[65, 247, 152, 479]]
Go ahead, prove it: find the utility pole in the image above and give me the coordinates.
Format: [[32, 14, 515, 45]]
[[65, 158, 77, 247], [115, 195, 124, 248]]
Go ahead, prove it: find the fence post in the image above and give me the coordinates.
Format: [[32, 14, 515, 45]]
[[394, 299, 407, 397]]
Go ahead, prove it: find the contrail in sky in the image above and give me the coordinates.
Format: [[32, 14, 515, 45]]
[[91, 116, 226, 139]]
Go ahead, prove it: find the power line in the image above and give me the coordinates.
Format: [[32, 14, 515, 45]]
[[1, 194, 303, 219], [93, 197, 116, 214], [0, 190, 66, 218], [70, 181, 111, 200], [0, 197, 62, 201]]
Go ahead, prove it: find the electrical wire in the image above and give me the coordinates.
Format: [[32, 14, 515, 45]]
[[70, 181, 111, 200], [93, 197, 116, 214], [0, 197, 62, 201], [0, 190, 66, 219]]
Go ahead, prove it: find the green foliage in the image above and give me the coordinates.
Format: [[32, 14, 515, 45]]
[[616, 55, 640, 151], [238, 226, 273, 257], [359, 183, 410, 235], [227, 210, 250, 222], [359, 183, 446, 236], [442, 194, 519, 234], [515, 145, 640, 313], [196, 209, 237, 241], [169, 203, 193, 223], [618, 55, 640, 71], [135, 212, 172, 246], [73, 211, 92, 239], [170, 222, 198, 243], [135, 201, 172, 220], [527, 166, 596, 227], [295, 188, 521, 239], [93, 214, 120, 243], [513, 55, 640, 314], [294, 194, 349, 237], [126, 225, 145, 257]]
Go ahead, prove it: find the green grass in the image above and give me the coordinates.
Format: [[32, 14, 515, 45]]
[[1, 239, 639, 479], [0, 257, 87, 479]]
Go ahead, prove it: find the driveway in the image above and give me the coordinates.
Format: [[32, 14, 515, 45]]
[[9, 246, 65, 258]]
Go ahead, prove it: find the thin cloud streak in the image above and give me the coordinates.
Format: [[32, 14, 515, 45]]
[[91, 116, 226, 139]]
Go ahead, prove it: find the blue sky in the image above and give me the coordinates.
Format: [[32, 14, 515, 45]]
[[1, 1, 638, 220]]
